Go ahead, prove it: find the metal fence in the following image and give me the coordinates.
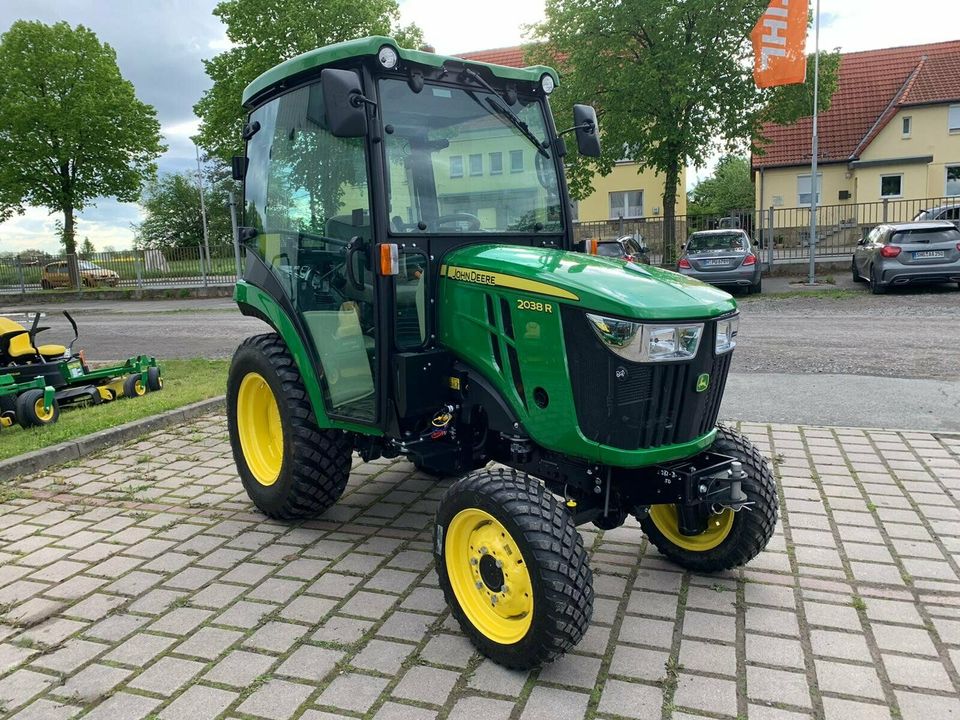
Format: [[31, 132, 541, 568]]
[[0, 244, 243, 295], [573, 195, 959, 268]]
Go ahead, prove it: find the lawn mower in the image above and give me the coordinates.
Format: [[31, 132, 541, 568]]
[[0, 312, 163, 407], [0, 374, 58, 429], [225, 37, 779, 669]]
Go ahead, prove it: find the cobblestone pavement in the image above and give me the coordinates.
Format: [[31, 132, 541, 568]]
[[1, 415, 959, 720]]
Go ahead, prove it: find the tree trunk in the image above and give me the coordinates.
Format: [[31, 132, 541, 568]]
[[63, 205, 81, 289], [661, 159, 680, 266]]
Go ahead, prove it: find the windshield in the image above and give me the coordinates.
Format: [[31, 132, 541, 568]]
[[379, 78, 563, 234], [687, 233, 746, 253], [78, 261, 102, 270], [596, 242, 623, 258]]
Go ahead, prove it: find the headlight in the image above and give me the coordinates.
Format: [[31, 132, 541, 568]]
[[586, 314, 703, 362], [377, 45, 399, 69], [540, 73, 556, 94], [715, 314, 739, 354]]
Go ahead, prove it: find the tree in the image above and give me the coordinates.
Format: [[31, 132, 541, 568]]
[[529, 1, 838, 261], [688, 155, 755, 218], [195, 0, 423, 161], [79, 237, 96, 259], [0, 21, 165, 261], [134, 171, 233, 250]]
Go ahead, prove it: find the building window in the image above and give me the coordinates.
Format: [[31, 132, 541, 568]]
[[489, 151, 503, 175], [469, 153, 482, 176], [901, 116, 912, 137], [950, 105, 960, 133], [797, 173, 822, 206], [510, 150, 524, 173], [609, 190, 643, 219], [880, 174, 903, 198], [449, 155, 463, 178], [947, 165, 960, 196]]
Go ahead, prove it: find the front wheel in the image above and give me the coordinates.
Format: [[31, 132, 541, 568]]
[[227, 333, 352, 520], [641, 425, 778, 573], [435, 469, 593, 669], [16, 390, 60, 429]]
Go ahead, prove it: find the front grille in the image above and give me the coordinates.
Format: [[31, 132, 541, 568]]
[[562, 306, 733, 450]]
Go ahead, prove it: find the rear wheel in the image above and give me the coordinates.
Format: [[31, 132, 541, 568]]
[[869, 266, 886, 295], [750, 277, 762, 295], [123, 374, 147, 398], [227, 333, 352, 520], [851, 259, 865, 283], [435, 469, 593, 669], [641, 425, 778, 573], [16, 389, 60, 429], [146, 366, 163, 392]]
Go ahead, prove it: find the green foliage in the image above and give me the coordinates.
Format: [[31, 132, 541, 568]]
[[0, 21, 165, 253], [134, 169, 232, 249], [194, 0, 423, 161], [529, 0, 839, 259], [761, 50, 841, 128], [79, 237, 96, 259], [688, 155, 755, 217]]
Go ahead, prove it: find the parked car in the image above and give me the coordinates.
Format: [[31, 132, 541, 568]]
[[676, 229, 761, 294], [852, 221, 960, 294], [41, 260, 120, 289], [911, 204, 960, 228], [593, 235, 650, 264]]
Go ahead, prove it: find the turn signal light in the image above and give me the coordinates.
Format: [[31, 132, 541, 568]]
[[880, 245, 902, 258], [379, 243, 399, 275], [678, 257, 691, 269], [742, 254, 757, 266]]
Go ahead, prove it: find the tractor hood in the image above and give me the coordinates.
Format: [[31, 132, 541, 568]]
[[440, 244, 737, 321]]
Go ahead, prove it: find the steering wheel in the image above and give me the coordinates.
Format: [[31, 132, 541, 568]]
[[428, 213, 482, 232]]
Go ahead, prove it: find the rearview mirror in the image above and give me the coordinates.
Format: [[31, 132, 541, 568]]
[[573, 104, 601, 158], [231, 155, 247, 181], [320, 68, 368, 137]]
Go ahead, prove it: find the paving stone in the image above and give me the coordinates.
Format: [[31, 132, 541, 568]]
[[203, 648, 276, 687], [147, 607, 213, 635], [608, 644, 669, 682], [881, 653, 955, 691], [393, 665, 460, 705], [316, 672, 390, 713], [377, 610, 433, 641], [280, 594, 337, 624], [159, 684, 238, 720], [81, 692, 161, 720], [446, 696, 513, 720], [373, 701, 438, 720], [53, 663, 132, 704], [0, 669, 56, 710], [104, 632, 177, 666], [748, 666, 813, 709], [521, 685, 591, 720], [468, 657, 530, 696], [675, 673, 739, 716], [244, 621, 306, 653], [308, 572, 362, 598], [894, 690, 960, 720], [537, 652, 602, 689], [173, 626, 242, 660], [31, 638, 107, 673], [340, 590, 399, 619], [419, 633, 476, 668], [810, 629, 872, 661], [276, 644, 343, 681], [815, 659, 885, 701], [312, 615, 375, 645], [83, 613, 148, 642], [8, 697, 81, 720], [678, 638, 737, 676], [352, 638, 416, 674], [213, 599, 277, 628], [821, 696, 893, 720]]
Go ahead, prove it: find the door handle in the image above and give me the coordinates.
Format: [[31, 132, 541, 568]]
[[345, 236, 365, 291]]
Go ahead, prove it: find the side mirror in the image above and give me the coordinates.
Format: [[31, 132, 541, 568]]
[[320, 68, 368, 137], [572, 104, 601, 157], [231, 156, 247, 181], [857, 237, 866, 246]]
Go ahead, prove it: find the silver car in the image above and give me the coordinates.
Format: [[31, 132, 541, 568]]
[[852, 221, 960, 294], [912, 204, 960, 229], [677, 229, 762, 294]]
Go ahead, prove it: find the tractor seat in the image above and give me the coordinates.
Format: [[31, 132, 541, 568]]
[[0, 317, 67, 362]]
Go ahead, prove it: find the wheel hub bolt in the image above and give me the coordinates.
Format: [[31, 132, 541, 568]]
[[491, 596, 498, 606], [479, 546, 488, 555], [475, 581, 483, 589], [470, 558, 478, 565], [495, 560, 502, 569], [698, 484, 708, 495]]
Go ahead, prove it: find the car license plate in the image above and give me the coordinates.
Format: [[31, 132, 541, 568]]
[[703, 259, 727, 266], [913, 250, 945, 259]]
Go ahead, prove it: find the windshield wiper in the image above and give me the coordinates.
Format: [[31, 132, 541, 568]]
[[459, 67, 549, 158]]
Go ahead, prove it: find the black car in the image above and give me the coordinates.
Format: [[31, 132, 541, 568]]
[[593, 235, 651, 264]]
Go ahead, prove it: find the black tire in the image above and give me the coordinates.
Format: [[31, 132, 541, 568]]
[[40, 279, 51, 290], [146, 366, 163, 392], [750, 277, 762, 295], [851, 259, 866, 283], [435, 468, 593, 669], [227, 333, 352, 520], [16, 389, 60, 429], [123, 374, 146, 398], [869, 266, 886, 295], [641, 424, 778, 573]]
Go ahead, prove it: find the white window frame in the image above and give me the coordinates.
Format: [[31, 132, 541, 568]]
[[468, 153, 482, 176], [489, 151, 503, 175], [608, 190, 643, 219], [947, 165, 960, 197], [797, 173, 822, 206], [901, 115, 912, 138], [949, 105, 960, 133], [449, 155, 463, 178], [880, 173, 903, 198]]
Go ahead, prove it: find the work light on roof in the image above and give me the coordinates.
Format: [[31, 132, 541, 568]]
[[378, 45, 399, 69], [540, 73, 555, 94]]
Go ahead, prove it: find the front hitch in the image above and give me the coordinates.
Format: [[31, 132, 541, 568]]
[[650, 452, 751, 535]]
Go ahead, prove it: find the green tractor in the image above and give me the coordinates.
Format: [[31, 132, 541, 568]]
[[226, 36, 778, 668]]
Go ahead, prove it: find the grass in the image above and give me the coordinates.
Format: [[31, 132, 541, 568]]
[[739, 288, 864, 301], [0, 358, 228, 461]]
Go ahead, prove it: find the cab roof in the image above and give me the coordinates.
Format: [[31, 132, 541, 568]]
[[242, 35, 559, 108]]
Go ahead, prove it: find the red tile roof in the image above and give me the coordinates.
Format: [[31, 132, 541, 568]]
[[753, 39, 960, 169], [458, 45, 527, 68]]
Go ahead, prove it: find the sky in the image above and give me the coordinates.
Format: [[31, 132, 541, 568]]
[[1, 0, 959, 254]]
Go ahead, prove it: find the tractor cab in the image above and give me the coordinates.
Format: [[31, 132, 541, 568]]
[[229, 37, 778, 670]]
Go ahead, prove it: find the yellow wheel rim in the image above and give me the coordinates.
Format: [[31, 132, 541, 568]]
[[133, 379, 146, 396], [236, 372, 284, 486], [648, 504, 735, 552], [34, 398, 55, 423], [445, 508, 534, 645]]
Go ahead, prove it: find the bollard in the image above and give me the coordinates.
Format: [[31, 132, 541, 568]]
[[135, 257, 143, 288]]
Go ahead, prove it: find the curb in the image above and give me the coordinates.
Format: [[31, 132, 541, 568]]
[[0, 396, 226, 483], [0, 285, 235, 306]]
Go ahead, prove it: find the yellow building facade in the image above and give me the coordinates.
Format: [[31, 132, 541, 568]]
[[576, 162, 687, 223]]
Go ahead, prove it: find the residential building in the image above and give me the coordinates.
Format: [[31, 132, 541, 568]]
[[459, 45, 686, 223], [753, 40, 960, 214]]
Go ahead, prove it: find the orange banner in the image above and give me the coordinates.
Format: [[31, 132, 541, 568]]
[[752, 0, 809, 88]]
